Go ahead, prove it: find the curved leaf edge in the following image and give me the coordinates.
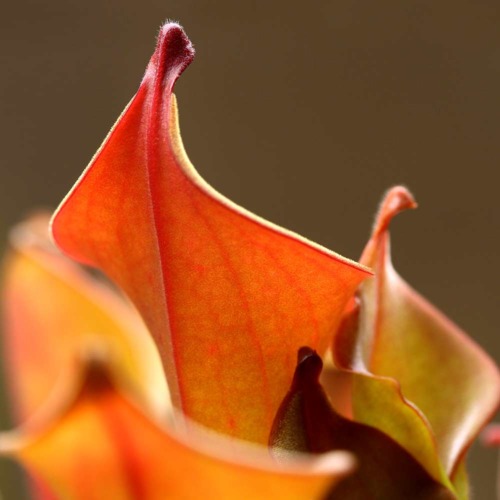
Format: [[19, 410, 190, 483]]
[[50, 23, 371, 278], [0, 349, 356, 483]]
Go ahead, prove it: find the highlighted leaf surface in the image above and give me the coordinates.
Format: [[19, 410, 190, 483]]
[[51, 23, 369, 442]]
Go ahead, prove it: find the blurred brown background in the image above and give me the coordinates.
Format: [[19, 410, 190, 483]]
[[1, 1, 499, 498]]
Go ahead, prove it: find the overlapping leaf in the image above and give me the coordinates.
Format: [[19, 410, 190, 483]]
[[0, 356, 355, 500], [270, 348, 455, 499], [332, 186, 500, 493], [50, 23, 370, 442], [2, 214, 166, 422]]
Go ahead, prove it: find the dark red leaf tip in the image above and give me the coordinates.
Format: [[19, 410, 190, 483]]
[[297, 346, 316, 364], [147, 22, 195, 90], [295, 347, 323, 386]]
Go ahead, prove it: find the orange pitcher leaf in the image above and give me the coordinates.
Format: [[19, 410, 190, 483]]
[[333, 186, 500, 476], [50, 22, 370, 442], [0, 356, 355, 500], [2, 214, 166, 422], [269, 348, 456, 499]]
